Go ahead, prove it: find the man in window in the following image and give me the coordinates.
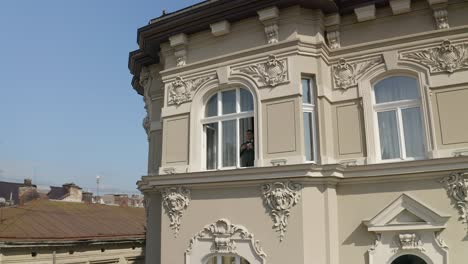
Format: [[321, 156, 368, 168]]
[[240, 129, 254, 167]]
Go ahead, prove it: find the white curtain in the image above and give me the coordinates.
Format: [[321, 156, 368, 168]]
[[205, 123, 218, 169], [240, 88, 253, 112], [222, 120, 237, 167], [222, 90, 236, 114], [402, 107, 425, 158], [378, 111, 400, 159], [374, 76, 419, 103], [303, 112, 314, 161]]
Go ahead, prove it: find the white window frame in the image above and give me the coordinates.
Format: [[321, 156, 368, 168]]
[[301, 77, 318, 163], [372, 75, 427, 162], [201, 88, 255, 170]]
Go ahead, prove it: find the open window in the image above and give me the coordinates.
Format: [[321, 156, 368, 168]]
[[202, 88, 255, 169]]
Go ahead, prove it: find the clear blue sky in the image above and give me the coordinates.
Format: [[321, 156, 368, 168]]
[[0, 0, 203, 194]]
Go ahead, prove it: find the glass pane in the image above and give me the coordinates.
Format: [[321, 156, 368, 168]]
[[205, 123, 218, 170], [375, 76, 419, 104], [205, 256, 216, 264], [240, 88, 253, 112], [402, 107, 425, 158], [302, 78, 311, 104], [239, 117, 254, 167], [222, 90, 236, 115], [303, 112, 314, 161], [206, 93, 218, 117], [377, 111, 400, 160], [222, 120, 237, 167], [222, 256, 235, 264]]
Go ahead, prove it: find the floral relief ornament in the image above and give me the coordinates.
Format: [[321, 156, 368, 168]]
[[394, 233, 425, 252], [401, 40, 468, 73], [238, 55, 288, 87], [332, 57, 382, 89], [440, 172, 468, 225], [261, 181, 302, 241], [161, 187, 191, 236], [168, 75, 213, 106]]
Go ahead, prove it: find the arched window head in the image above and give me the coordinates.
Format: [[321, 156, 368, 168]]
[[373, 76, 426, 161], [202, 88, 254, 169], [205, 255, 250, 264], [391, 254, 427, 264]]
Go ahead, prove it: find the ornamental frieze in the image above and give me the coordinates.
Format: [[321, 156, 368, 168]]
[[261, 181, 302, 241], [332, 57, 383, 90], [401, 40, 468, 73], [167, 75, 215, 106], [440, 172, 468, 226], [233, 55, 288, 87], [161, 186, 191, 236]]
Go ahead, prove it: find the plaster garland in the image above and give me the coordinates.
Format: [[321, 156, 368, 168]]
[[261, 181, 302, 241], [332, 57, 383, 89], [167, 75, 215, 106], [440, 171, 468, 225], [401, 40, 468, 73], [185, 219, 266, 258], [161, 187, 191, 236], [237, 55, 288, 87]]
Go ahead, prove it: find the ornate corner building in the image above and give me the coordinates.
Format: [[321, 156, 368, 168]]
[[128, 0, 468, 263]]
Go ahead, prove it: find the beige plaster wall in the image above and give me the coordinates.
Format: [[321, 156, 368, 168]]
[[161, 115, 190, 167]]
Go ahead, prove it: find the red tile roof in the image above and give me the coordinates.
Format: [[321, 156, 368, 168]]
[[0, 200, 145, 242]]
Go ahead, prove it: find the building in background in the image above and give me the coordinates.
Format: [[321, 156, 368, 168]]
[[0, 199, 145, 264], [129, 0, 468, 263]]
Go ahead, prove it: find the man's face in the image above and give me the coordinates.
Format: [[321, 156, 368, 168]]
[[246, 131, 253, 140]]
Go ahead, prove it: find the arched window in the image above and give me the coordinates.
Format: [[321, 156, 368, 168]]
[[205, 255, 250, 264], [373, 76, 426, 161], [391, 254, 427, 264], [202, 88, 254, 169]]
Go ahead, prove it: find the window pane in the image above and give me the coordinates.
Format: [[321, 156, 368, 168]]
[[239, 117, 254, 167], [222, 256, 235, 264], [378, 111, 400, 160], [402, 107, 425, 158], [222, 120, 237, 167], [240, 88, 253, 112], [375, 76, 419, 104], [303, 112, 314, 161], [205, 123, 218, 169], [206, 93, 218, 117], [222, 90, 236, 115], [302, 79, 311, 104]]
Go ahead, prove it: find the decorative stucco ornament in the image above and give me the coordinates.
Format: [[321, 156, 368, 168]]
[[167, 76, 213, 106], [434, 9, 449, 29], [401, 40, 468, 73], [161, 187, 191, 236], [142, 113, 150, 138], [186, 219, 266, 258], [332, 57, 382, 89], [238, 55, 288, 87], [140, 67, 153, 139], [265, 24, 279, 44], [396, 233, 425, 252], [261, 181, 302, 241], [440, 172, 468, 225], [139, 66, 152, 89]]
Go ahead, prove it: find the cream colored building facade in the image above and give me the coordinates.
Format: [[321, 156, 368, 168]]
[[129, 0, 468, 263]]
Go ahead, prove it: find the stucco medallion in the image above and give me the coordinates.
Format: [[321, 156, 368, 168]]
[[401, 40, 468, 73], [237, 55, 288, 87], [332, 57, 382, 89], [392, 233, 425, 253], [261, 181, 302, 241], [167, 76, 214, 106], [440, 172, 468, 225], [161, 187, 191, 236]]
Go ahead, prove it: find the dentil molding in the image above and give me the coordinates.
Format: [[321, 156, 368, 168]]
[[261, 181, 302, 241], [167, 75, 215, 106], [161, 186, 191, 236], [332, 57, 383, 89], [440, 171, 468, 226], [401, 40, 468, 73], [233, 55, 288, 87]]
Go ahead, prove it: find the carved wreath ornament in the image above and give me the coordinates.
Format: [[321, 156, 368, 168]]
[[401, 40, 468, 73], [238, 55, 288, 87], [167, 76, 214, 106], [161, 187, 191, 236], [440, 172, 468, 226], [332, 57, 382, 89], [261, 181, 302, 241], [186, 218, 266, 258]]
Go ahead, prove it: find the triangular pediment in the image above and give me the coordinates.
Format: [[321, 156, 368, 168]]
[[364, 194, 450, 232]]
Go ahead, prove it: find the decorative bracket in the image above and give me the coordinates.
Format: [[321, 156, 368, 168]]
[[169, 33, 188, 67], [139, 67, 153, 139], [234, 55, 288, 87], [257, 7, 279, 44], [401, 40, 468, 73], [261, 181, 302, 241], [434, 9, 449, 29], [440, 172, 468, 226], [161, 186, 191, 236], [332, 57, 383, 89], [167, 75, 215, 106]]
